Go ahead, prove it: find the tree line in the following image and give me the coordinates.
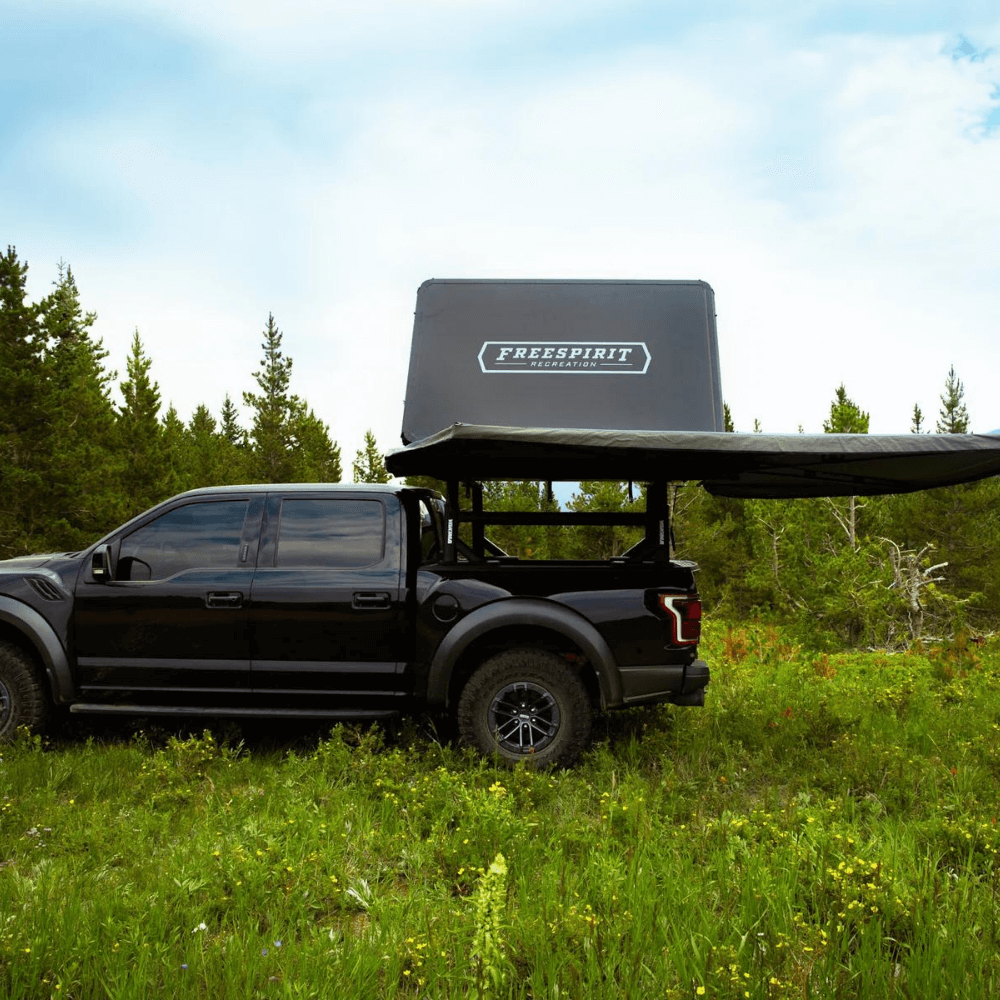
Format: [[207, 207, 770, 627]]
[[0, 247, 388, 557], [3, 245, 996, 647]]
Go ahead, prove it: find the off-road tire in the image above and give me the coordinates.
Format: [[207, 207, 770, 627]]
[[457, 649, 592, 768], [0, 640, 50, 741]]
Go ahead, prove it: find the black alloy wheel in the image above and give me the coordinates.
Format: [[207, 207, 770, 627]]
[[457, 648, 592, 768]]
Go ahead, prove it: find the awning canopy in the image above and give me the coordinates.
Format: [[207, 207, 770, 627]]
[[385, 424, 1000, 498]]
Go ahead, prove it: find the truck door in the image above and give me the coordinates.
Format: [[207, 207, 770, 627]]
[[248, 492, 407, 708], [73, 496, 262, 700]]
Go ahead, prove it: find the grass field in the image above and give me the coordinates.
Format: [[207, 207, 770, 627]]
[[3, 623, 1000, 999]]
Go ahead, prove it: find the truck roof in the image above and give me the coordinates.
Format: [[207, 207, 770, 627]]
[[171, 483, 405, 498]]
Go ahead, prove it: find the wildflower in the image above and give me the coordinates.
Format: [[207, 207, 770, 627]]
[[192, 922, 207, 934]]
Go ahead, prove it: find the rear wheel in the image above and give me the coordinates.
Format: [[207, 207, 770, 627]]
[[457, 649, 592, 768], [0, 640, 50, 741]]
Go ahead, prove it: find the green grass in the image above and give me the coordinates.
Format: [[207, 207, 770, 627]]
[[3, 623, 1000, 998]]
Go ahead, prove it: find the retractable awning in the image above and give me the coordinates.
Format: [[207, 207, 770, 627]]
[[385, 424, 1000, 499]]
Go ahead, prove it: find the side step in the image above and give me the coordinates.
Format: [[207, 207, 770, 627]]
[[69, 704, 401, 720]]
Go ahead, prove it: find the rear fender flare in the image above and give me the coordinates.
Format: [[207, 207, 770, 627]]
[[0, 596, 73, 704], [425, 598, 621, 711]]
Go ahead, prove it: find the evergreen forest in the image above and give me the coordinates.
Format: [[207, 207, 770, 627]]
[[3, 246, 998, 650]]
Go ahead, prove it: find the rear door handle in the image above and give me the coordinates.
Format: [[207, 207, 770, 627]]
[[206, 591, 243, 609], [352, 591, 391, 610]]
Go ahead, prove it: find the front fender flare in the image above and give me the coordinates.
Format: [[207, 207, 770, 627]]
[[425, 598, 622, 711], [0, 596, 74, 704]]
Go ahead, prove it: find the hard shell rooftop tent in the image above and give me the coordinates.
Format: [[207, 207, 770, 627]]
[[398, 278, 726, 445], [386, 279, 1000, 560]]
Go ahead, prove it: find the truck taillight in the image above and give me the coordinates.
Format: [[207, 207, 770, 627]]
[[658, 593, 702, 646]]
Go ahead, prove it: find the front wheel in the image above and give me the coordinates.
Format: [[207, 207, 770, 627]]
[[457, 649, 592, 768], [0, 640, 50, 741]]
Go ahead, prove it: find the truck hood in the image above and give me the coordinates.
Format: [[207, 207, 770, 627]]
[[0, 554, 56, 570], [0, 552, 79, 574]]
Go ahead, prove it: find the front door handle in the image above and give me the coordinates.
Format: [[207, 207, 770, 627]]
[[206, 591, 243, 609], [352, 591, 391, 610]]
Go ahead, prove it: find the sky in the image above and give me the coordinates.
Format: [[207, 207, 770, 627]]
[[3, 0, 999, 475]]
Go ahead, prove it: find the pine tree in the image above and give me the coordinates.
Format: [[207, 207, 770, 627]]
[[0, 247, 45, 440], [936, 366, 970, 433], [290, 400, 342, 483], [0, 248, 48, 554], [910, 404, 925, 434], [160, 405, 190, 495], [243, 315, 342, 483], [182, 402, 253, 488], [352, 430, 390, 483], [117, 330, 167, 515], [215, 395, 250, 484], [38, 262, 122, 546], [219, 394, 246, 447], [184, 404, 221, 486], [243, 313, 297, 482], [823, 384, 870, 434], [723, 402, 734, 432]]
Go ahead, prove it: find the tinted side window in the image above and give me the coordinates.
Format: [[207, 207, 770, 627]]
[[118, 500, 250, 581], [274, 499, 384, 568]]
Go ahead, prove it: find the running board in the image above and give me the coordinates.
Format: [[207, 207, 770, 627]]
[[69, 704, 401, 720]]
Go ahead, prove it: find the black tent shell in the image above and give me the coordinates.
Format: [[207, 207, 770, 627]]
[[401, 279, 725, 444], [385, 424, 1000, 499]]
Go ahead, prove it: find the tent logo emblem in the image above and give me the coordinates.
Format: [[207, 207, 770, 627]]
[[478, 341, 651, 374]]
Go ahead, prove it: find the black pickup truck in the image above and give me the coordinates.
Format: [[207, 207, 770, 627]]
[[0, 482, 707, 766]]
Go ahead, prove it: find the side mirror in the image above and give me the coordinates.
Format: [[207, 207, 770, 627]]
[[91, 544, 115, 583]]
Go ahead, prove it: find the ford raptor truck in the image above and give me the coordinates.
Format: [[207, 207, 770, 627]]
[[0, 482, 707, 767]]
